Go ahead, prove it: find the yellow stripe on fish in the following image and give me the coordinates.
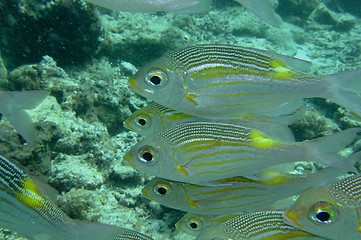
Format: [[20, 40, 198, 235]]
[[124, 121, 360, 185], [0, 154, 155, 240], [124, 102, 300, 138], [283, 172, 361, 240], [196, 211, 325, 240], [123, 102, 197, 137], [142, 164, 350, 216], [129, 44, 361, 119]]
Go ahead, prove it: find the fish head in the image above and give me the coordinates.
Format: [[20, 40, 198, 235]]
[[123, 137, 173, 178], [142, 178, 181, 208], [283, 186, 352, 239], [123, 107, 157, 137], [176, 213, 211, 236], [128, 58, 186, 109]]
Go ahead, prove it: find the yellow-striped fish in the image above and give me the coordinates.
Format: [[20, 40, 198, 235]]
[[123, 102, 197, 137], [124, 102, 302, 138], [196, 210, 324, 240], [142, 165, 352, 215], [283, 174, 361, 240], [0, 154, 154, 240], [129, 44, 361, 119], [124, 122, 360, 185], [176, 213, 236, 236]]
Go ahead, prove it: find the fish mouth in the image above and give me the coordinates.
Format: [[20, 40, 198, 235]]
[[141, 187, 152, 200], [282, 209, 304, 228], [128, 76, 144, 94], [123, 153, 136, 168]]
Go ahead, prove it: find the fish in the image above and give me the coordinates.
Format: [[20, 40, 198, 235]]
[[84, 0, 212, 14], [129, 44, 361, 119], [123, 102, 197, 138], [235, 0, 281, 28], [0, 154, 154, 240], [176, 213, 236, 236], [124, 121, 360, 185], [123, 102, 302, 138], [283, 173, 361, 240], [84, 0, 281, 27], [0, 90, 49, 145], [196, 210, 325, 240], [141, 163, 354, 215]]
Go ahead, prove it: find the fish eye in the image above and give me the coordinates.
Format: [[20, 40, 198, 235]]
[[145, 68, 168, 87], [308, 201, 338, 224], [137, 145, 158, 164], [187, 218, 202, 231], [153, 182, 171, 198], [134, 113, 151, 128]]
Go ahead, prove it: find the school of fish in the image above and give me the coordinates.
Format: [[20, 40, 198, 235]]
[[125, 42, 361, 239], [1, 0, 361, 240]]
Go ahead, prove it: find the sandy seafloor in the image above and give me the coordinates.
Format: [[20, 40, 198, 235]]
[[1, 0, 361, 239]]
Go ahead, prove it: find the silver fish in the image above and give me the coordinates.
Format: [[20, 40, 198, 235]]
[[84, 0, 281, 27], [124, 102, 302, 138], [142, 164, 353, 215], [0, 90, 49, 145], [124, 122, 360, 185], [196, 210, 325, 240], [283, 173, 361, 240], [0, 154, 154, 240], [84, 0, 211, 13], [129, 44, 361, 119]]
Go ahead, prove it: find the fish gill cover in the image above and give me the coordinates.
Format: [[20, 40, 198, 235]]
[[0, 0, 361, 239]]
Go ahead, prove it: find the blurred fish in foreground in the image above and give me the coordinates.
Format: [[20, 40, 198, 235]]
[[196, 210, 324, 240], [0, 154, 154, 240], [84, 0, 281, 27], [142, 162, 355, 215], [129, 44, 361, 119], [0, 90, 49, 145], [84, 0, 212, 13], [124, 122, 360, 185], [283, 173, 361, 240]]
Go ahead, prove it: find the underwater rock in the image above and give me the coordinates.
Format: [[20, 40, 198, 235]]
[[310, 3, 356, 31], [0, 54, 7, 88], [276, 0, 321, 26], [49, 153, 104, 192], [328, 0, 361, 18], [0, 0, 101, 69]]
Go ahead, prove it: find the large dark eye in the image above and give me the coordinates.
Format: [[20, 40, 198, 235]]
[[145, 68, 168, 87], [134, 113, 151, 128], [187, 218, 202, 231], [153, 182, 171, 198], [308, 201, 338, 224], [137, 145, 158, 164]]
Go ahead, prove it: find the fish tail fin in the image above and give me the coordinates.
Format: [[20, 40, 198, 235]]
[[306, 127, 361, 165], [326, 69, 361, 118], [4, 109, 36, 145], [71, 221, 154, 240], [235, 0, 282, 27], [306, 151, 361, 188], [0, 90, 49, 145]]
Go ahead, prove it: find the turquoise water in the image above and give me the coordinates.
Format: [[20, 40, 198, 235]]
[[0, 0, 361, 239]]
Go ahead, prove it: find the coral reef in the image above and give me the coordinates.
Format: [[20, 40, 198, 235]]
[[1, 0, 361, 239]]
